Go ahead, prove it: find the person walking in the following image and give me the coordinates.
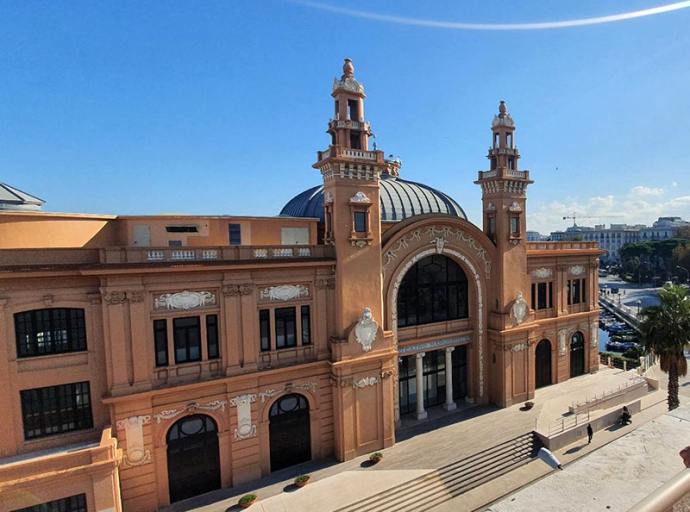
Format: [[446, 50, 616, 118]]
[[587, 423, 593, 444]]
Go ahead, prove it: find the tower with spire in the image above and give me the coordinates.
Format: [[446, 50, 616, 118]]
[[313, 59, 396, 460]]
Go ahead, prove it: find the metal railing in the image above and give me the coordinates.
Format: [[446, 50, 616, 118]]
[[569, 376, 646, 414], [548, 411, 590, 436]]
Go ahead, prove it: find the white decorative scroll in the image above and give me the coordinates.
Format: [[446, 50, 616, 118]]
[[509, 202, 522, 211], [531, 267, 553, 280], [559, 329, 568, 356], [350, 191, 370, 203], [591, 322, 598, 348], [258, 382, 317, 402], [511, 292, 528, 325], [154, 290, 215, 310], [153, 400, 227, 423], [430, 237, 447, 254], [324, 192, 333, 203], [260, 284, 309, 301], [486, 203, 496, 212], [121, 416, 151, 467], [353, 376, 381, 388], [383, 225, 492, 279], [569, 265, 586, 276], [511, 343, 529, 352], [233, 396, 256, 442], [355, 308, 378, 352]]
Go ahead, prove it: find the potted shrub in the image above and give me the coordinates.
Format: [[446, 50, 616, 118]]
[[369, 452, 383, 464], [294, 474, 311, 487], [524, 401, 534, 410], [238, 493, 258, 508]]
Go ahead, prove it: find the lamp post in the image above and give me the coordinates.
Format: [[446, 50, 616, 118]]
[[677, 266, 689, 284]]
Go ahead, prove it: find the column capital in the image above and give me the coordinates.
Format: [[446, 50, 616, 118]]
[[415, 352, 426, 360], [445, 346, 455, 354]]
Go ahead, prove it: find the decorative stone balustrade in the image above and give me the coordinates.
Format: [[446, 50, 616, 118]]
[[527, 241, 600, 251]]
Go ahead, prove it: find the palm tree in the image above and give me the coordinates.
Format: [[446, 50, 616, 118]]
[[638, 285, 690, 410]]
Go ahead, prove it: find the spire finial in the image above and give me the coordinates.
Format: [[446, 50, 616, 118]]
[[499, 100, 507, 115], [342, 58, 354, 79]]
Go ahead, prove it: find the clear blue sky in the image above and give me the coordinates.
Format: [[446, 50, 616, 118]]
[[1, 0, 689, 233]]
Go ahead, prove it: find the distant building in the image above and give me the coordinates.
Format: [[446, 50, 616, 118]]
[[0, 181, 44, 211], [526, 230, 544, 241], [551, 217, 690, 262]]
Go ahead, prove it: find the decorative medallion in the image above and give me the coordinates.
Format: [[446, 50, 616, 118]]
[[531, 267, 553, 280], [355, 308, 378, 352], [569, 265, 586, 276], [509, 202, 522, 211], [511, 292, 528, 325], [154, 290, 216, 310], [260, 284, 309, 301], [350, 191, 370, 203], [430, 237, 447, 254], [486, 203, 496, 212], [324, 192, 333, 203], [103, 291, 126, 305]]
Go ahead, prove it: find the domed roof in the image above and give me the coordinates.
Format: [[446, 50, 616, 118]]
[[0, 181, 44, 212], [280, 174, 466, 222]]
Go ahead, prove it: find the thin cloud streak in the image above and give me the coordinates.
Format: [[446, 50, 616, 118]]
[[286, 0, 690, 30]]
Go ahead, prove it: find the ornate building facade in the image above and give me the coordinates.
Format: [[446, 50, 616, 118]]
[[0, 59, 603, 512]]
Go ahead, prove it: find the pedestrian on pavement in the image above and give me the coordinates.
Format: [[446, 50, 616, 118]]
[[587, 423, 593, 444]]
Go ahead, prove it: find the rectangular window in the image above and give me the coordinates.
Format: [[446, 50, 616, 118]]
[[301, 305, 311, 345], [548, 281, 554, 309], [488, 216, 496, 236], [567, 280, 572, 305], [206, 315, 219, 359], [259, 310, 271, 351], [582, 279, 587, 304], [20, 382, 93, 440], [537, 282, 547, 310], [154, 319, 168, 367], [573, 279, 581, 304], [354, 211, 367, 233], [173, 316, 201, 364], [229, 223, 242, 245], [275, 307, 296, 349], [531, 283, 536, 310], [15, 308, 87, 358], [510, 216, 519, 235], [165, 225, 198, 233], [12, 494, 87, 512], [168, 240, 182, 247]]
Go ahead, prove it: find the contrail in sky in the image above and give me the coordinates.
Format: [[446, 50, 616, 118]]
[[285, 0, 690, 30]]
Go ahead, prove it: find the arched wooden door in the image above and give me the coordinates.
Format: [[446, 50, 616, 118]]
[[570, 332, 586, 378], [167, 414, 220, 503], [269, 394, 311, 472], [535, 339, 552, 389]]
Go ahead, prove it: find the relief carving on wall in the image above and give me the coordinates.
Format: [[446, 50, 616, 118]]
[[509, 202, 522, 211], [154, 290, 216, 310], [531, 267, 553, 280], [591, 322, 598, 348], [118, 415, 152, 467], [355, 308, 378, 352], [153, 400, 227, 424], [511, 292, 528, 325], [569, 265, 586, 276], [430, 237, 447, 254], [350, 191, 370, 203], [258, 382, 317, 402], [260, 284, 309, 301], [558, 329, 568, 356], [230, 394, 257, 441]]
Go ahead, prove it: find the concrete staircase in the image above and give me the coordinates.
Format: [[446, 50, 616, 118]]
[[334, 432, 542, 512]]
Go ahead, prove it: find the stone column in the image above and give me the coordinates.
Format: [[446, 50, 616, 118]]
[[443, 347, 456, 411], [415, 352, 427, 420]]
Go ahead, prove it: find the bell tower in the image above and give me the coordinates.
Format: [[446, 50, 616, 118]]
[[313, 59, 395, 461], [475, 101, 534, 319]]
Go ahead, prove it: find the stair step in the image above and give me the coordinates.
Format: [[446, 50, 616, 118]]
[[333, 431, 542, 512]]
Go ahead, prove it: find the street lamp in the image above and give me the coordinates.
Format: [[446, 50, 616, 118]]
[[677, 266, 689, 284], [636, 299, 642, 316]]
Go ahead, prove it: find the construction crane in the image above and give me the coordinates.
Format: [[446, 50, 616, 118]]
[[562, 213, 622, 227]]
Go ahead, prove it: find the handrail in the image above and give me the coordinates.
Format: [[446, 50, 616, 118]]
[[628, 468, 690, 512]]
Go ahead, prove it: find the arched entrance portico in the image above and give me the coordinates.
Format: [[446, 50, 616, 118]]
[[269, 393, 311, 472], [535, 339, 552, 389], [166, 414, 220, 503], [570, 331, 585, 378]]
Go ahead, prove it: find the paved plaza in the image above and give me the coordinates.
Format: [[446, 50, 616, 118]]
[[166, 366, 667, 512]]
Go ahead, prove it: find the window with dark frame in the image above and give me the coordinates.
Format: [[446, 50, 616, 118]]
[[12, 494, 88, 512], [567, 278, 586, 305], [229, 223, 242, 245], [510, 215, 519, 235], [275, 307, 297, 349], [301, 306, 311, 345], [260, 309, 271, 351], [173, 317, 201, 364], [354, 211, 367, 233], [397, 255, 469, 328], [20, 382, 93, 440], [531, 281, 553, 311], [166, 225, 198, 233], [154, 319, 168, 367], [14, 308, 87, 358], [206, 315, 219, 359]]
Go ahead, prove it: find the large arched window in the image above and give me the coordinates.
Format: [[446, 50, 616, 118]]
[[397, 255, 468, 328]]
